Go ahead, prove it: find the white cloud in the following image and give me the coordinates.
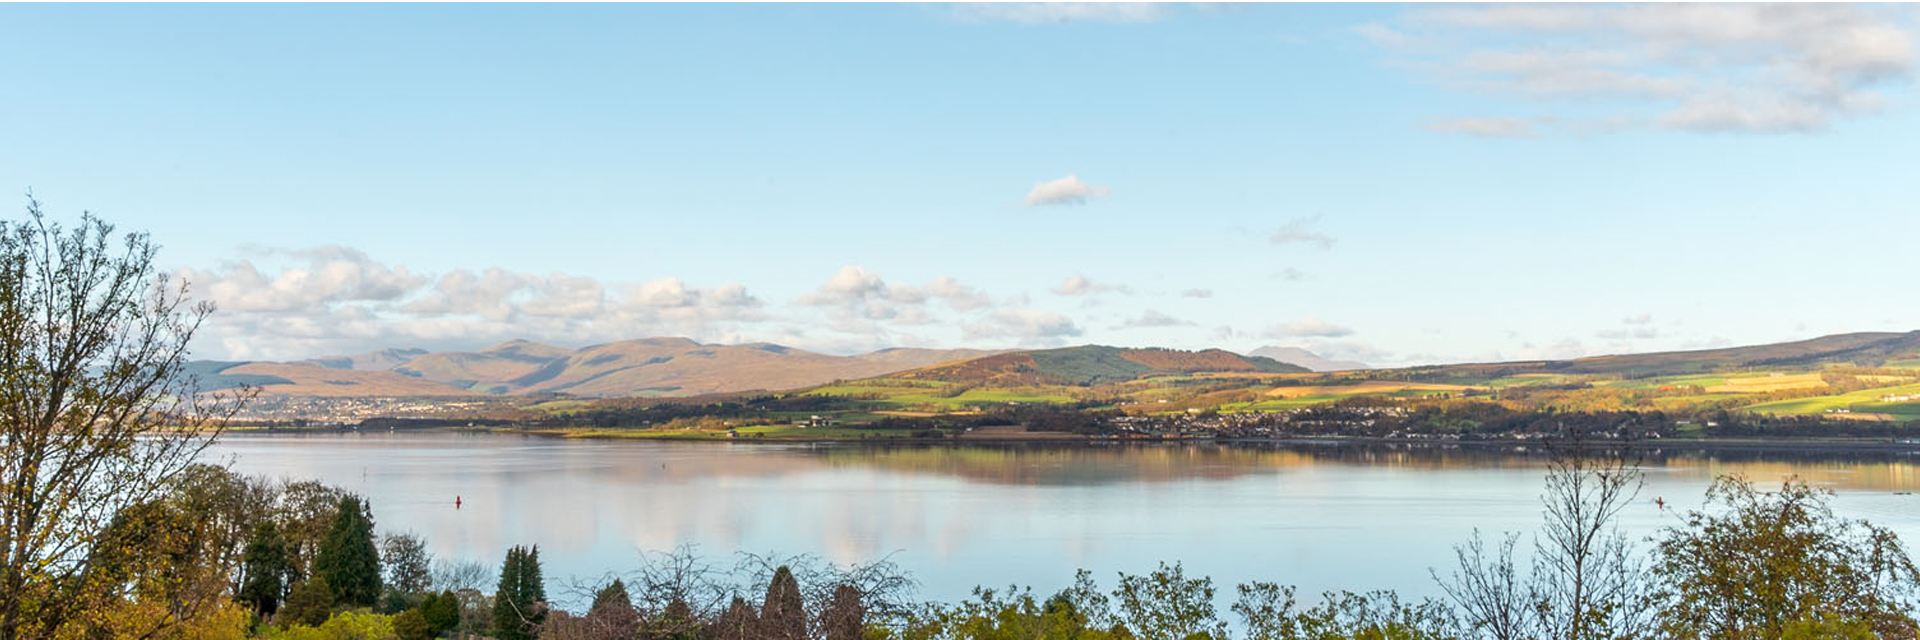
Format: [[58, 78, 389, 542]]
[[962, 309, 1083, 344], [184, 248, 780, 360], [950, 3, 1170, 25], [1269, 216, 1336, 249], [797, 266, 997, 322], [1180, 288, 1214, 299], [916, 276, 994, 311], [1051, 274, 1132, 296], [1209, 325, 1246, 342], [1371, 4, 1919, 134], [1351, 22, 1409, 48], [1115, 309, 1194, 329], [1264, 318, 1355, 339], [1622, 313, 1654, 325], [1300, 339, 1395, 364], [1025, 174, 1112, 206], [182, 246, 425, 313], [1512, 338, 1593, 361], [1594, 327, 1661, 340], [797, 266, 893, 318], [1422, 117, 1544, 139], [1681, 336, 1735, 350]]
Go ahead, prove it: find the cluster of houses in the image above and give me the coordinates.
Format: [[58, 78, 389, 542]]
[[1104, 406, 1411, 438], [793, 414, 836, 428], [234, 395, 508, 425]]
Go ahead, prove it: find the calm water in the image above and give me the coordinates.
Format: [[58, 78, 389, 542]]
[[208, 432, 1920, 606]]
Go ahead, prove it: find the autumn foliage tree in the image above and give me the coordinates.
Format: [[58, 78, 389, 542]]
[[0, 196, 248, 639], [1656, 476, 1920, 639]]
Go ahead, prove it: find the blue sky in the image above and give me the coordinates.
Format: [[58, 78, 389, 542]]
[[2, 3, 1916, 364]]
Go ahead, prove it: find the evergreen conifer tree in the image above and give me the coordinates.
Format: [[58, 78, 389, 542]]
[[240, 521, 294, 616], [491, 545, 548, 640], [312, 496, 382, 607]]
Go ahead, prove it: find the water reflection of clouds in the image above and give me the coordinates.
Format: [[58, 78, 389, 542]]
[[210, 434, 1920, 606]]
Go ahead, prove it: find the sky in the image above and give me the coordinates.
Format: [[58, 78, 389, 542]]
[[2, 3, 1917, 366]]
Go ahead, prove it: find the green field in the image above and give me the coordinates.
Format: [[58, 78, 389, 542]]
[[1890, 359, 1920, 370], [1744, 381, 1920, 419], [807, 382, 1077, 410]]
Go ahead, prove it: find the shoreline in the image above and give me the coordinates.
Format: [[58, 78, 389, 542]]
[[221, 424, 1920, 453]]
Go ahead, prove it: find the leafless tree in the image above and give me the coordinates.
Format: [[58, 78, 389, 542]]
[[1532, 443, 1655, 640], [1436, 531, 1530, 640], [431, 558, 493, 592], [1436, 435, 1655, 640], [633, 544, 732, 621], [736, 549, 919, 634], [0, 195, 250, 639]]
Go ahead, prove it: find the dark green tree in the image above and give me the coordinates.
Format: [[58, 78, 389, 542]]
[[761, 565, 807, 640], [590, 579, 640, 637], [312, 495, 382, 607], [491, 545, 548, 640], [521, 546, 548, 607], [416, 590, 462, 636], [590, 579, 633, 618], [239, 521, 295, 616], [280, 577, 336, 629]]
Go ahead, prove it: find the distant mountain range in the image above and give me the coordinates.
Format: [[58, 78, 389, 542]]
[[188, 331, 1920, 399], [888, 345, 1307, 386], [189, 339, 999, 398], [1246, 346, 1369, 372]]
